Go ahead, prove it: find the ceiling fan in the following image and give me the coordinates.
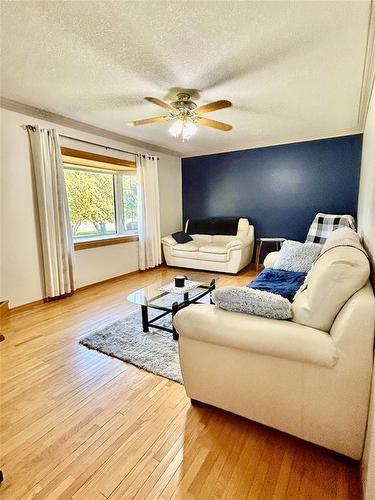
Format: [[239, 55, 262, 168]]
[[128, 92, 232, 141]]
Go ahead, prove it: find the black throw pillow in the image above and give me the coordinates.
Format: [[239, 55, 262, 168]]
[[171, 231, 193, 244]]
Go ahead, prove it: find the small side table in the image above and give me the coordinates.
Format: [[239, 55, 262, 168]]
[[255, 237, 286, 272]]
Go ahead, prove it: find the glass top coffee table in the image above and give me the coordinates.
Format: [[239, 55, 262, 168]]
[[127, 274, 217, 340]]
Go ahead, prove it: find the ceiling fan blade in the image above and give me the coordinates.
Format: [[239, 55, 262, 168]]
[[195, 100, 232, 114], [197, 117, 232, 131], [145, 96, 176, 112], [128, 116, 170, 126]]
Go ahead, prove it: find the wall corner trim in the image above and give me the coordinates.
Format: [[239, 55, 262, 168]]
[[0, 96, 182, 158], [358, 0, 375, 130]]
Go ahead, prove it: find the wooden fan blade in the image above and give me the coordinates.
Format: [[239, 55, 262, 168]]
[[128, 116, 170, 126], [197, 117, 232, 131], [195, 100, 232, 114], [145, 97, 175, 112]]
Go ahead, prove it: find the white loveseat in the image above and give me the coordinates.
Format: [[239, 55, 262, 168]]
[[174, 228, 375, 459], [161, 218, 254, 274]]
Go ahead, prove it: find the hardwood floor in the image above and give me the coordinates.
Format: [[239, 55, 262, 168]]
[[0, 265, 361, 499]]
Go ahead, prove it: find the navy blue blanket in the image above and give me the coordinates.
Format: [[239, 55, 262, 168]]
[[248, 268, 306, 302]]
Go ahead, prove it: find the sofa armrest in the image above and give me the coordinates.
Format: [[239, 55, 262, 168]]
[[161, 235, 177, 247], [236, 223, 254, 245], [263, 251, 279, 268], [174, 304, 338, 367], [226, 239, 244, 249]]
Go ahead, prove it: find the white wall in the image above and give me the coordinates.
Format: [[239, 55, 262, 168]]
[[358, 85, 375, 500], [0, 107, 182, 307], [358, 89, 375, 268]]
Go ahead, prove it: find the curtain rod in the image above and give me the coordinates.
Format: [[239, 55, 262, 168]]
[[60, 134, 159, 160], [23, 125, 159, 160]]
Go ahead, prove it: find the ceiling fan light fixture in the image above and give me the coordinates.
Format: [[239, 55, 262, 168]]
[[168, 119, 183, 138], [182, 121, 197, 141], [128, 92, 232, 138], [168, 119, 197, 142]]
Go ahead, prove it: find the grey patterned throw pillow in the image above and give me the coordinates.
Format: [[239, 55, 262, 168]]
[[273, 240, 322, 273], [212, 287, 292, 320]]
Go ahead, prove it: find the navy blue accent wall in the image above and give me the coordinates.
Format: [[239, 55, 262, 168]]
[[182, 135, 362, 243]]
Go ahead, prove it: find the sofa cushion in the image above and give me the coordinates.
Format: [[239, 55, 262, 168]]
[[249, 268, 307, 302], [199, 244, 227, 254], [190, 234, 212, 244], [171, 231, 193, 244], [174, 304, 338, 367], [197, 251, 228, 263], [211, 235, 236, 245], [173, 242, 199, 252], [292, 228, 370, 332]]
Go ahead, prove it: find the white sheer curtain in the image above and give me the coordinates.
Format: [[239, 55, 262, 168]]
[[136, 153, 162, 270], [27, 125, 75, 299]]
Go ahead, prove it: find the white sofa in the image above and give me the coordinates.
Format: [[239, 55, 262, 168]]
[[161, 218, 254, 274], [174, 228, 375, 459]]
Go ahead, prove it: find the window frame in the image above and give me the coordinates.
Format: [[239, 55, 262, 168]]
[[62, 149, 138, 251]]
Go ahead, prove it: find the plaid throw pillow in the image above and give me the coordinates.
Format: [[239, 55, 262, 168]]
[[306, 213, 356, 244]]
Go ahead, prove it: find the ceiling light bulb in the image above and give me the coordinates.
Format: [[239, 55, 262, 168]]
[[182, 121, 197, 141], [168, 120, 184, 138], [168, 119, 197, 141]]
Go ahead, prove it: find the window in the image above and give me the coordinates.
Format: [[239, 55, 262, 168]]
[[122, 173, 138, 233], [62, 148, 138, 246]]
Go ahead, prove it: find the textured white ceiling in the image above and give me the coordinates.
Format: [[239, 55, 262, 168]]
[[0, 1, 371, 156]]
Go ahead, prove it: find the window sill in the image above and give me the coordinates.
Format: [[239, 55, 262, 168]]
[[74, 234, 138, 251]]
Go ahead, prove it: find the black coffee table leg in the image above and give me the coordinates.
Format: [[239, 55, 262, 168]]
[[172, 302, 179, 340], [141, 305, 149, 332], [210, 278, 216, 304]]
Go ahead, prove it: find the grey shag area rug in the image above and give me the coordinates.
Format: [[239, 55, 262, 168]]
[[79, 294, 209, 384]]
